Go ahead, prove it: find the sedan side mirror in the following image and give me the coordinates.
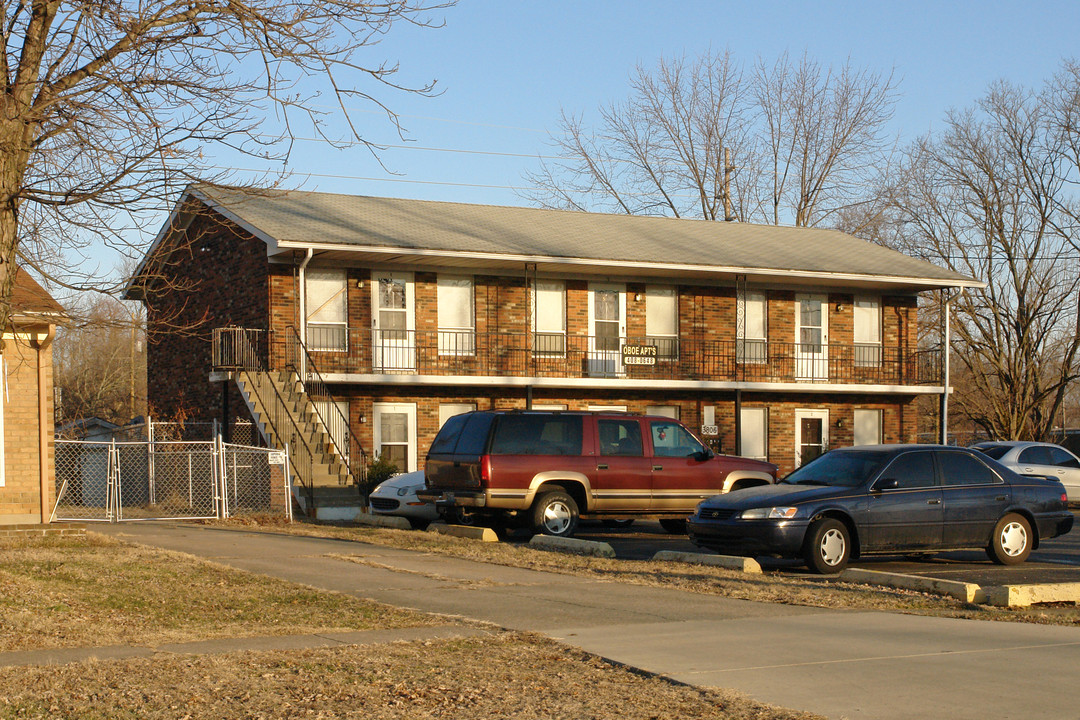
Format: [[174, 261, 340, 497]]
[[874, 478, 900, 491]]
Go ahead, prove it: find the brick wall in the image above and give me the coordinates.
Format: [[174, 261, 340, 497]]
[[0, 336, 53, 525]]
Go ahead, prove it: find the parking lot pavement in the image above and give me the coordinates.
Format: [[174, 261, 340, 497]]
[[570, 518, 1080, 587]]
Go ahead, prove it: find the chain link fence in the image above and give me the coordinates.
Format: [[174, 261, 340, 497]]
[[53, 438, 291, 522]]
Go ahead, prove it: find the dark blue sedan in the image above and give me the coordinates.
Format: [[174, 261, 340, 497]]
[[687, 445, 1074, 574]]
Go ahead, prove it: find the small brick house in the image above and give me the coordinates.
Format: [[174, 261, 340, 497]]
[[130, 185, 978, 502], [0, 269, 65, 525]]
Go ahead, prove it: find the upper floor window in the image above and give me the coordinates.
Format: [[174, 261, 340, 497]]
[[646, 285, 678, 359], [437, 275, 475, 355], [306, 268, 347, 351], [533, 280, 566, 355], [737, 291, 767, 363], [854, 296, 882, 367]]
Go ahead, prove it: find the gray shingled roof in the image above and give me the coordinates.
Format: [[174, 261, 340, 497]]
[[194, 185, 977, 287]]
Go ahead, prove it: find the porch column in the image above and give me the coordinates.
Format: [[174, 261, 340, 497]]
[[939, 293, 953, 445]]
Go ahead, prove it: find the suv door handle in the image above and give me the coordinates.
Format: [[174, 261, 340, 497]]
[[597, 464, 608, 470], [652, 465, 663, 471]]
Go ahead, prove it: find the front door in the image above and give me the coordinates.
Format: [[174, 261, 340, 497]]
[[588, 283, 626, 377], [593, 417, 651, 511], [864, 450, 944, 550], [372, 271, 415, 371], [372, 402, 417, 473], [795, 294, 829, 380], [795, 409, 829, 468]]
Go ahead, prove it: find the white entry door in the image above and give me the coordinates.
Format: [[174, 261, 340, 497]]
[[795, 294, 829, 380], [372, 271, 415, 371], [588, 283, 626, 377], [373, 402, 417, 473], [795, 409, 829, 468]]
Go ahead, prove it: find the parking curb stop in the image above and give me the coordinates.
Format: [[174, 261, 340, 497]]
[[840, 568, 985, 603], [529, 535, 616, 558], [428, 523, 500, 542], [651, 550, 762, 574], [354, 514, 412, 531], [985, 582, 1080, 607]]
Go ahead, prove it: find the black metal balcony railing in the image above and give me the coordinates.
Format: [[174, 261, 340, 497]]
[[287, 327, 943, 386]]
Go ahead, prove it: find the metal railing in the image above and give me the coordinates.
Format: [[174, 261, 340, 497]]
[[291, 328, 943, 386], [284, 326, 367, 488]]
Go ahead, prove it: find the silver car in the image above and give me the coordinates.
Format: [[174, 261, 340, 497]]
[[368, 471, 440, 528], [971, 441, 1080, 501]]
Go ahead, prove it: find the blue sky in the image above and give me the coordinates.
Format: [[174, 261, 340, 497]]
[[254, 0, 1080, 210]]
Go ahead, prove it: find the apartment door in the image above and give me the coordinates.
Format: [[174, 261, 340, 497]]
[[372, 271, 415, 371], [795, 409, 829, 468], [372, 402, 417, 473], [795, 294, 829, 380], [588, 283, 626, 377]]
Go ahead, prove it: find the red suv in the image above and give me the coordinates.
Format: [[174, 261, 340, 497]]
[[419, 410, 778, 537]]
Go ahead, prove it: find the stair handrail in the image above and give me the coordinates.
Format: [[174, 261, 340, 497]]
[[211, 327, 320, 511], [283, 326, 369, 489]]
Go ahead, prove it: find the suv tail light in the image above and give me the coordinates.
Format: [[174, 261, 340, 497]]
[[480, 455, 492, 486]]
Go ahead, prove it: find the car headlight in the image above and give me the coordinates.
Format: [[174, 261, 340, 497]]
[[740, 506, 798, 520], [397, 486, 422, 497]]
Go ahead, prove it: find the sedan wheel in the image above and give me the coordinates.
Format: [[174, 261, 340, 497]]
[[804, 518, 851, 574], [987, 513, 1033, 565]]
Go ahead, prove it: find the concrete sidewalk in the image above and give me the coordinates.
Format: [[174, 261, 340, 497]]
[[94, 522, 1080, 720]]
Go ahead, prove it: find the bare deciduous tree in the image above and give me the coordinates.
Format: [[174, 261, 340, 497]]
[[887, 77, 1080, 440], [524, 50, 899, 228], [0, 1, 453, 327]]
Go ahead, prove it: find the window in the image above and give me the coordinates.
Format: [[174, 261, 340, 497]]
[[646, 285, 678, 359], [878, 451, 937, 489], [531, 403, 567, 411], [939, 451, 1000, 486], [599, 419, 644, 456], [737, 291, 767, 363], [438, 403, 476, 429], [854, 296, 882, 367], [438, 275, 475, 355], [854, 409, 882, 446], [646, 405, 679, 419], [490, 414, 583, 455], [739, 407, 768, 461], [650, 420, 705, 458], [1049, 447, 1080, 469], [1018, 446, 1052, 465], [533, 280, 566, 355], [306, 268, 347, 351]]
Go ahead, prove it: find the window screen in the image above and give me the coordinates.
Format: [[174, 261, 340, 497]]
[[646, 285, 678, 359], [737, 291, 767, 363], [438, 275, 475, 355], [854, 296, 882, 367], [534, 280, 566, 354], [306, 268, 347, 350]]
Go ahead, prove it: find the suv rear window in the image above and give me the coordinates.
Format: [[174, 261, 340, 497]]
[[429, 413, 493, 455], [490, 414, 583, 455]]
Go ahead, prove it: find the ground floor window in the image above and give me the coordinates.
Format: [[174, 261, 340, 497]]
[[854, 409, 883, 446], [373, 403, 417, 473], [438, 403, 476, 429], [739, 407, 768, 461], [646, 405, 679, 419]]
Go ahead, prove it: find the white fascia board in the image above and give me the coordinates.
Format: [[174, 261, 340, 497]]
[[272, 240, 984, 290], [319, 373, 946, 395]]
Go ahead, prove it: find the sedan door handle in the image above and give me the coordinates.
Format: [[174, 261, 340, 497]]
[[597, 464, 608, 470], [926, 499, 941, 505], [996, 495, 1007, 501]]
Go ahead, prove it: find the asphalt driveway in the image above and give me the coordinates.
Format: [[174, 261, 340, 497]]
[[95, 522, 1080, 720]]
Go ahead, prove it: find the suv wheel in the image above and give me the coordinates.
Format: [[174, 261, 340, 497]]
[[531, 490, 579, 537]]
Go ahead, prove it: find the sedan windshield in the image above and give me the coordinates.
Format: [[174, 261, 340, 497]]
[[781, 450, 890, 488]]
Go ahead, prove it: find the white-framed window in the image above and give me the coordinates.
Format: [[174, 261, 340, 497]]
[[306, 268, 348, 351], [646, 285, 679, 360], [438, 403, 476, 429], [739, 407, 768, 461], [533, 280, 566, 355], [373, 402, 417, 473], [737, 291, 767, 363], [854, 408, 882, 446], [438, 275, 475, 355], [646, 405, 680, 419], [531, 403, 568, 411], [589, 405, 628, 412], [854, 296, 882, 367]]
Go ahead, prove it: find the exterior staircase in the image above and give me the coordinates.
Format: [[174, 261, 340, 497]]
[[234, 369, 362, 520]]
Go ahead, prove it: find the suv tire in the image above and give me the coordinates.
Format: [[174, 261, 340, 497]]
[[531, 490, 579, 538]]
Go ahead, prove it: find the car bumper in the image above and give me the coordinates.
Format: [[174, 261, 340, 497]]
[[687, 516, 809, 558], [1035, 511, 1074, 540], [416, 490, 488, 509]]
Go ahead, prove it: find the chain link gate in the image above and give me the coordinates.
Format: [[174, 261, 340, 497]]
[[53, 438, 292, 522]]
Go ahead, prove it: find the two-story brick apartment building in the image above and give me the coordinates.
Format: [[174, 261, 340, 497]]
[[129, 185, 978, 512]]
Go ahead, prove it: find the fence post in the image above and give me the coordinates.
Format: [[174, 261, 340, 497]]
[[284, 444, 293, 522]]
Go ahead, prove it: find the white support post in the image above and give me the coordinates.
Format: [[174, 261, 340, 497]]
[[940, 293, 953, 445]]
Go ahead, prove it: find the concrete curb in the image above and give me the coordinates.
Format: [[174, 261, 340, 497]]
[[839, 568, 985, 603], [353, 513, 412, 530], [529, 535, 616, 558], [428, 523, 500, 542], [985, 582, 1080, 607], [651, 550, 762, 574]]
